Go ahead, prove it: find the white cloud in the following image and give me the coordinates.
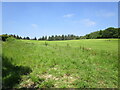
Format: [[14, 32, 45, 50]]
[[101, 12, 115, 17], [82, 19, 96, 27], [63, 14, 75, 18], [31, 24, 38, 28], [72, 18, 96, 27], [96, 10, 115, 17]]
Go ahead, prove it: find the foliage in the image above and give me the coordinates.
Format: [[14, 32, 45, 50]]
[[0, 34, 11, 41], [6, 37, 16, 42], [47, 34, 79, 41], [1, 27, 119, 41], [81, 27, 119, 39], [31, 37, 37, 40]]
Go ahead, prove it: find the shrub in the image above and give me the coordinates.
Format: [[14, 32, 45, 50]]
[[0, 34, 10, 41], [44, 42, 48, 46], [6, 37, 16, 42]]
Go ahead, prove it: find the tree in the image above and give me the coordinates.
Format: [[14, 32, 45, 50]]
[[1, 34, 10, 41], [48, 36, 51, 41], [61, 35, 64, 40], [32, 37, 37, 40], [41, 36, 44, 40], [26, 37, 30, 40], [38, 37, 42, 40], [13, 34, 16, 38], [19, 36, 22, 39], [81, 27, 118, 39], [51, 35, 55, 41], [44, 36, 47, 40], [16, 35, 19, 39], [23, 37, 25, 40]]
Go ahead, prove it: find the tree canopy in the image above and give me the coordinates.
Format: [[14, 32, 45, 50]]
[[0, 27, 119, 41]]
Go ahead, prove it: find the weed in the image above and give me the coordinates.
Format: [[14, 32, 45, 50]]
[[44, 42, 48, 46]]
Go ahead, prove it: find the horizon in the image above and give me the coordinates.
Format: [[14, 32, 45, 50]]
[[2, 2, 118, 38], [2, 26, 118, 39]]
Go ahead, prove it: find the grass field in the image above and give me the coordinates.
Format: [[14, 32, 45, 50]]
[[2, 38, 118, 88]]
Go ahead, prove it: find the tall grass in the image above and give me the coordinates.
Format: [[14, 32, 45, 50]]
[[2, 39, 118, 88]]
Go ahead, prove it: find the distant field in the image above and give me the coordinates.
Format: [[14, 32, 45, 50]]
[[2, 39, 118, 88]]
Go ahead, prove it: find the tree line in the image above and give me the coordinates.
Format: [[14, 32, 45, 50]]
[[81, 27, 119, 39], [0, 27, 119, 41], [0, 34, 80, 41]]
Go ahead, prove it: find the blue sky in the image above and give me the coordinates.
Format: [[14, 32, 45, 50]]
[[2, 2, 118, 38]]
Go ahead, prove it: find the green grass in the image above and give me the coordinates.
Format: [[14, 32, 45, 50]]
[[2, 38, 118, 88]]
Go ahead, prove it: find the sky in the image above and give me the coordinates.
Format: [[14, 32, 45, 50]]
[[2, 2, 118, 38]]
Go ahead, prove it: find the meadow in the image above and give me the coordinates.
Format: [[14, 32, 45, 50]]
[[2, 38, 118, 88]]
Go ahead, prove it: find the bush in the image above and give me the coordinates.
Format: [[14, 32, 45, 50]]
[[0, 34, 10, 41], [6, 37, 16, 42]]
